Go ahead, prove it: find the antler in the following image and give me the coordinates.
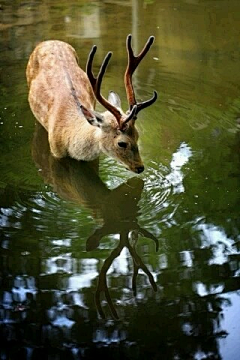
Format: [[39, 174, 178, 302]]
[[86, 45, 137, 127], [93, 228, 159, 319], [95, 242, 122, 319], [129, 230, 158, 296], [124, 34, 158, 117]]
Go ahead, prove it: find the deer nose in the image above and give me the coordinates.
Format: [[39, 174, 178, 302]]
[[136, 165, 144, 174]]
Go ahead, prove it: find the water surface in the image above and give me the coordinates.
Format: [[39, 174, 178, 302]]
[[1, 1, 240, 359]]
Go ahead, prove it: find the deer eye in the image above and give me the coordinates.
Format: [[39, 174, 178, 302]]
[[118, 141, 128, 149]]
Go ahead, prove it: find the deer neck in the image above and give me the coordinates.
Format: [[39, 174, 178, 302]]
[[66, 112, 101, 161]]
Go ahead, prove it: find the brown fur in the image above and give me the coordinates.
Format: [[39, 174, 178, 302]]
[[26, 40, 144, 173]]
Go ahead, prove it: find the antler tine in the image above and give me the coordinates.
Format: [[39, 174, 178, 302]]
[[127, 238, 158, 294], [136, 91, 158, 113], [126, 34, 155, 73], [95, 280, 119, 320], [86, 45, 122, 125], [86, 45, 97, 88], [124, 34, 157, 116], [95, 242, 123, 319], [138, 226, 159, 252], [95, 52, 112, 97], [121, 104, 138, 127]]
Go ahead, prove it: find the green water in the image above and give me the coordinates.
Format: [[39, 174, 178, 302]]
[[1, 1, 240, 359]]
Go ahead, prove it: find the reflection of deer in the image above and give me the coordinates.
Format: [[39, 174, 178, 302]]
[[26, 35, 157, 173], [32, 123, 159, 319]]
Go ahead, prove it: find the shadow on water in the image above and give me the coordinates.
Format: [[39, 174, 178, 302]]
[[32, 123, 159, 320]]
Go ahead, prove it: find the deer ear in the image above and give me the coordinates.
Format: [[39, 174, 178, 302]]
[[81, 105, 103, 127], [108, 91, 121, 108]]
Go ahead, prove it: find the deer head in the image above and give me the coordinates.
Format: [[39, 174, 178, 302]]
[[83, 34, 157, 174]]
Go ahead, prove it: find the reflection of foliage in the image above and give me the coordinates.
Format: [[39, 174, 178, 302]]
[[127, 295, 228, 360], [79, 2, 99, 15], [50, 1, 99, 16], [144, 0, 155, 4]]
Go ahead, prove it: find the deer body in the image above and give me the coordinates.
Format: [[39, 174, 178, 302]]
[[27, 40, 102, 161], [26, 36, 157, 173]]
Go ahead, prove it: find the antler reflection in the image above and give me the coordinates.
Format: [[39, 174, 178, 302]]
[[93, 229, 158, 320]]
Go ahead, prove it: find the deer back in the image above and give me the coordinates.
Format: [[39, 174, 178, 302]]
[[27, 40, 95, 127]]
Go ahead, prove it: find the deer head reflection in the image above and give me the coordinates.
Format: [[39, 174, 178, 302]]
[[32, 123, 159, 319]]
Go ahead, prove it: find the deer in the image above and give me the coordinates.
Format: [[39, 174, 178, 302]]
[[26, 35, 157, 173]]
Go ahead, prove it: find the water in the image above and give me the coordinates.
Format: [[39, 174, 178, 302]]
[[1, 1, 240, 359]]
